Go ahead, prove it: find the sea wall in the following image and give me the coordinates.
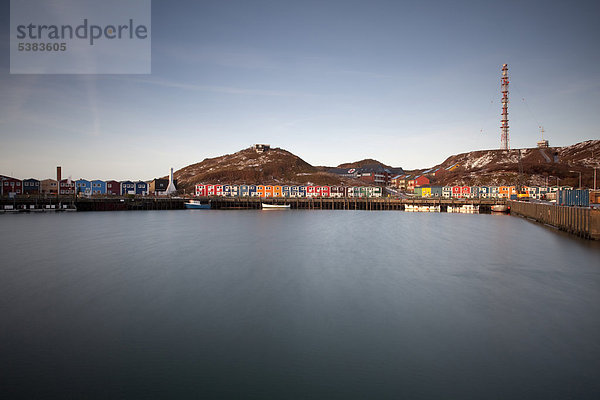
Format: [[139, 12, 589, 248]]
[[508, 200, 600, 240]]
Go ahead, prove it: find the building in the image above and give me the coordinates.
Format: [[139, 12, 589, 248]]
[[41, 179, 58, 195], [415, 186, 442, 197], [91, 180, 106, 195], [149, 178, 177, 195], [135, 181, 149, 196], [121, 180, 135, 195], [59, 179, 75, 195], [23, 178, 41, 194], [451, 186, 461, 198], [498, 186, 516, 198], [357, 165, 393, 185], [478, 186, 490, 198], [442, 186, 452, 198], [254, 144, 270, 153], [407, 175, 430, 192], [105, 180, 120, 195], [75, 179, 92, 196], [1, 175, 22, 196], [329, 165, 403, 186], [396, 175, 412, 190], [390, 175, 404, 188], [445, 163, 460, 172], [461, 186, 473, 198]]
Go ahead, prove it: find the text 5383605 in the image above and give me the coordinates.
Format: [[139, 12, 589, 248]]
[[18, 42, 67, 51]]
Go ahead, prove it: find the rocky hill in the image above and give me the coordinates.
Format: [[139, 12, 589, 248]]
[[413, 140, 600, 188], [174, 146, 364, 192]]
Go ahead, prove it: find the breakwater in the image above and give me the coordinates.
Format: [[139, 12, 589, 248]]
[[508, 200, 600, 240]]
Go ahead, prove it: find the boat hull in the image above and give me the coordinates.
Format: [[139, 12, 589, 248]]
[[491, 204, 509, 213], [261, 203, 291, 209], [185, 202, 211, 209]]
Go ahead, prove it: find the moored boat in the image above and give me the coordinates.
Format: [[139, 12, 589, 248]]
[[448, 205, 479, 214], [185, 200, 211, 209], [261, 203, 291, 209], [491, 204, 509, 213]]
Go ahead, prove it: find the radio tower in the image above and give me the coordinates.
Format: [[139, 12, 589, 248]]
[[500, 63, 510, 150]]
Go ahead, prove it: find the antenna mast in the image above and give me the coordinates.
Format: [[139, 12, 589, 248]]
[[500, 64, 509, 150]]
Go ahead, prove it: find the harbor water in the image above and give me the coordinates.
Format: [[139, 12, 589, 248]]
[[1, 210, 600, 399]]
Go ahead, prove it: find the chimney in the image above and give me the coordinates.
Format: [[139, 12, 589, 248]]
[[57, 166, 62, 182]]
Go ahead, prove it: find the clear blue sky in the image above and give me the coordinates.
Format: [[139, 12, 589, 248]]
[[1, 0, 599, 180]]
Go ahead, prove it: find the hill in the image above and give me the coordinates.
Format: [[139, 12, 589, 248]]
[[337, 159, 391, 169], [174, 146, 364, 192], [412, 140, 600, 188]]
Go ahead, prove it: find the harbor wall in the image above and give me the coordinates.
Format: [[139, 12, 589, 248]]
[[508, 200, 600, 240]]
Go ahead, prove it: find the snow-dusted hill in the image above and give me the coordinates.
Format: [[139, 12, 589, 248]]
[[174, 146, 363, 191], [416, 140, 600, 187]]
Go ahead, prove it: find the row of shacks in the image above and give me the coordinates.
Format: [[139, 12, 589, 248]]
[[196, 184, 383, 198], [416, 185, 574, 199], [194, 183, 574, 200], [0, 175, 177, 197]]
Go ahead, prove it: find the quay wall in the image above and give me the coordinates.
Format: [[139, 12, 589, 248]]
[[508, 200, 600, 240]]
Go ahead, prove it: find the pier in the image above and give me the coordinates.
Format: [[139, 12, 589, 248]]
[[508, 200, 600, 240], [75, 197, 185, 211], [1, 196, 503, 212], [206, 197, 504, 211], [0, 196, 185, 212]]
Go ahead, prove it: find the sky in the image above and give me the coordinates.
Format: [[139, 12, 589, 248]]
[[1, 0, 599, 180]]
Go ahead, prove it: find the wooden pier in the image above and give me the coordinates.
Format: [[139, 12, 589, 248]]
[[75, 197, 186, 211], [2, 195, 505, 213], [508, 200, 600, 240], [0, 196, 185, 212], [206, 197, 504, 211]]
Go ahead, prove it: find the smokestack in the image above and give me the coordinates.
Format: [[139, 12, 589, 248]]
[[57, 166, 62, 182]]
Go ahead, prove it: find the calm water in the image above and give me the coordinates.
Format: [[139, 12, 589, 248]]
[[1, 210, 600, 399]]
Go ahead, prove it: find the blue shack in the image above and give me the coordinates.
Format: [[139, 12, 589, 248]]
[[75, 179, 92, 196], [135, 181, 148, 195], [91, 180, 106, 195], [121, 181, 135, 195]]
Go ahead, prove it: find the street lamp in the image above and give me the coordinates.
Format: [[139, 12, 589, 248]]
[[569, 170, 582, 189]]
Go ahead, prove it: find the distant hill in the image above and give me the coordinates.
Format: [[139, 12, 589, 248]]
[[174, 147, 365, 192], [337, 159, 391, 169], [409, 140, 600, 188]]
